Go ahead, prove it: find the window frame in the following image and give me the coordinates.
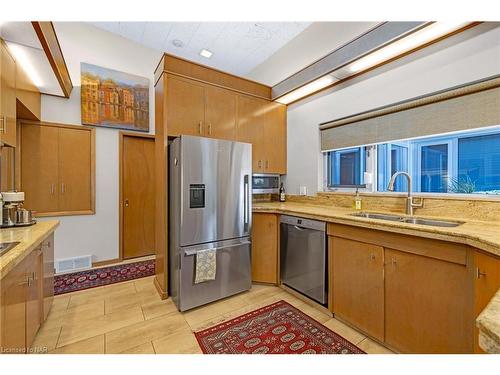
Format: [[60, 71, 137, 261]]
[[323, 125, 500, 196]]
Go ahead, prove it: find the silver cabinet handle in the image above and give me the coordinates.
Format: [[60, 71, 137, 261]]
[[61, 183, 66, 194], [124, 199, 129, 207], [258, 160, 262, 168], [391, 258, 397, 267], [0, 116, 5, 134], [198, 121, 203, 134], [476, 267, 487, 279], [50, 184, 55, 195], [370, 253, 376, 260], [208, 123, 212, 135]]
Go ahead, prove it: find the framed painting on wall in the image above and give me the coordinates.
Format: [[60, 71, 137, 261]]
[[81, 63, 150, 132]]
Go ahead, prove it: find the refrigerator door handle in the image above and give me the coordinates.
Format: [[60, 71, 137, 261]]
[[244, 174, 250, 231], [184, 241, 252, 256]]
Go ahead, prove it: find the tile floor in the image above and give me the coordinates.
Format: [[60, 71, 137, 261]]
[[32, 276, 395, 354]]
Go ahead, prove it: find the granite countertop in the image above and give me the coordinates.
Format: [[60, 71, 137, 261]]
[[0, 220, 59, 280], [477, 289, 500, 353], [253, 201, 500, 257]]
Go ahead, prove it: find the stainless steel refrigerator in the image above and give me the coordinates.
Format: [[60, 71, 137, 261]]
[[169, 135, 252, 311]]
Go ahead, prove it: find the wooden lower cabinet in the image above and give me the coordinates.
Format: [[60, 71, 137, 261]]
[[331, 237, 384, 342], [251, 213, 279, 284], [473, 250, 500, 353], [0, 233, 55, 354], [328, 223, 493, 354], [384, 248, 471, 353], [25, 249, 43, 350], [42, 234, 55, 321], [0, 254, 28, 354]]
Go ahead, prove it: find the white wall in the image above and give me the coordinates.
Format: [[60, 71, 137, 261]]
[[284, 23, 500, 196], [40, 22, 162, 263]]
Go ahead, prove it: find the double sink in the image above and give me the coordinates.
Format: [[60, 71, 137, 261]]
[[350, 212, 463, 227]]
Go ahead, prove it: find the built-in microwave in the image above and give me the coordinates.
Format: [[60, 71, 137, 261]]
[[252, 174, 280, 194]]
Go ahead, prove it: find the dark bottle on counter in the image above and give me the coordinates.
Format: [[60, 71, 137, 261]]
[[279, 183, 286, 202]]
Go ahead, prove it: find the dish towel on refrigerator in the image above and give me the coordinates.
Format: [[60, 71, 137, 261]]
[[194, 249, 217, 284]]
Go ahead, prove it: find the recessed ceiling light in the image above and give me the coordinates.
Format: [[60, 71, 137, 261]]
[[200, 49, 213, 59], [172, 39, 184, 48]]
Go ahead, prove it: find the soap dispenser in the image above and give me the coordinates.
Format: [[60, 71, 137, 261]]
[[354, 188, 362, 210]]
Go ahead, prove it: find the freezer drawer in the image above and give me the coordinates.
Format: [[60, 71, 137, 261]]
[[280, 216, 327, 305], [171, 237, 252, 311]]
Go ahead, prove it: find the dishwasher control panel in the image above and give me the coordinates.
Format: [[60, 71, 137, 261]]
[[280, 215, 326, 232]]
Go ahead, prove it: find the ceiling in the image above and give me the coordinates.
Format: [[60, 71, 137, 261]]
[[90, 22, 312, 82], [0, 22, 64, 96]]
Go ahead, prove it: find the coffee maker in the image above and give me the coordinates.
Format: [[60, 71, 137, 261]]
[[1, 191, 35, 228]]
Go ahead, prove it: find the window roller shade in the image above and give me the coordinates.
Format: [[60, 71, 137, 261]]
[[320, 76, 500, 151]]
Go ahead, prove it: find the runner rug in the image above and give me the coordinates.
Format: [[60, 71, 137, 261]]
[[194, 300, 365, 354], [54, 259, 155, 295]]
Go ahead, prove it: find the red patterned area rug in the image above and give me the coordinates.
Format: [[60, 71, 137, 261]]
[[194, 300, 365, 354], [54, 259, 155, 295]]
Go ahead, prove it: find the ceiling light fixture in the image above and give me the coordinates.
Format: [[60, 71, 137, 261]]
[[275, 75, 338, 105], [6, 42, 43, 87], [199, 49, 213, 59], [348, 22, 470, 73]]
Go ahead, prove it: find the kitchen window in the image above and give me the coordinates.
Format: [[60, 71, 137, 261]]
[[325, 125, 500, 195], [326, 147, 368, 188]]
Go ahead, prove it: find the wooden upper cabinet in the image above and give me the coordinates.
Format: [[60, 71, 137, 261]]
[[58, 127, 93, 211], [1, 41, 17, 147], [167, 76, 205, 137], [384, 248, 471, 353], [236, 95, 265, 172], [473, 250, 500, 353], [331, 236, 385, 341], [21, 122, 95, 216], [21, 124, 59, 213], [16, 59, 41, 121], [251, 213, 279, 284], [263, 102, 287, 174], [204, 85, 237, 140], [164, 74, 287, 175]]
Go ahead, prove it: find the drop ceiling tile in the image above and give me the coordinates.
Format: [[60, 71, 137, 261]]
[[118, 22, 147, 44], [141, 22, 174, 50]]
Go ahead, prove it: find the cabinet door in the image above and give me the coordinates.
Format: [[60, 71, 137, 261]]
[[204, 85, 237, 140], [331, 236, 384, 341], [0, 254, 28, 354], [21, 124, 59, 213], [237, 95, 265, 172], [251, 213, 279, 284], [263, 102, 287, 174], [473, 250, 500, 353], [385, 248, 471, 353], [42, 234, 55, 321], [166, 76, 205, 137], [1, 42, 17, 146], [25, 249, 43, 349], [58, 127, 92, 212]]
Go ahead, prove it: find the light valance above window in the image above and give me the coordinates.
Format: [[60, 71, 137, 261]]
[[320, 75, 500, 151]]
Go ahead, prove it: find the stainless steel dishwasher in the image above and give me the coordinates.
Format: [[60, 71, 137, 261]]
[[280, 215, 327, 305]]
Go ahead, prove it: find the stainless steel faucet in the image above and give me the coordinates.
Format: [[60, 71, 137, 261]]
[[387, 171, 423, 216]]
